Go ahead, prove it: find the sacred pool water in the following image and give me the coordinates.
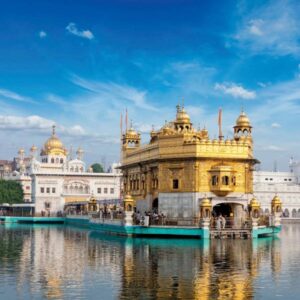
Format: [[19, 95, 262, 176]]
[[0, 224, 299, 300]]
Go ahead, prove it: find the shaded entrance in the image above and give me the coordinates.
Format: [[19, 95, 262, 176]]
[[212, 203, 246, 229], [213, 203, 232, 218], [152, 198, 158, 212]]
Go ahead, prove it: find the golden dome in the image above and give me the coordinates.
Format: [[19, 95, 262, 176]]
[[44, 136, 63, 150], [250, 197, 260, 208], [124, 194, 134, 202], [236, 111, 251, 127], [200, 197, 212, 208], [176, 106, 191, 123], [42, 125, 67, 156], [272, 195, 282, 205], [30, 145, 37, 152], [127, 127, 138, 136], [18, 148, 25, 154]]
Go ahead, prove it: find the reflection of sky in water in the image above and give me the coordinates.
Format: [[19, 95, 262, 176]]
[[0, 224, 299, 299]]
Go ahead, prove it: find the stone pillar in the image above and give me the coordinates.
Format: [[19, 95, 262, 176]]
[[249, 197, 261, 237], [123, 194, 134, 226], [124, 211, 133, 226], [233, 204, 244, 229], [271, 195, 282, 227], [199, 197, 212, 239]]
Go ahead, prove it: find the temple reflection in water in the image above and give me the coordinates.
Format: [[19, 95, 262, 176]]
[[0, 224, 287, 299]]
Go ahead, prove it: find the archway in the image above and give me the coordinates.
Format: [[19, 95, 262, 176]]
[[213, 203, 246, 229], [213, 203, 232, 217], [152, 198, 158, 212]]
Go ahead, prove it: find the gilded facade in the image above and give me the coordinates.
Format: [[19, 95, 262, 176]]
[[121, 105, 258, 220]]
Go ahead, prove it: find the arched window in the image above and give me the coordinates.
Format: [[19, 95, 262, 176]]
[[298, 209, 300, 218], [51, 158, 54, 163], [60, 158, 64, 164], [55, 158, 59, 163], [292, 209, 297, 218], [283, 208, 290, 217], [75, 166, 79, 172], [232, 176, 236, 186], [222, 176, 229, 185], [265, 208, 270, 215], [212, 175, 218, 186]]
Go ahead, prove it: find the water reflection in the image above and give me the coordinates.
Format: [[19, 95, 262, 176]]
[[0, 224, 299, 299]]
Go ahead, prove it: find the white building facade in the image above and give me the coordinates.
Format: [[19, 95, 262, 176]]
[[5, 126, 121, 215], [253, 158, 300, 218]]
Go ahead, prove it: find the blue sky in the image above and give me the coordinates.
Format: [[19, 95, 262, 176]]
[[0, 0, 300, 170]]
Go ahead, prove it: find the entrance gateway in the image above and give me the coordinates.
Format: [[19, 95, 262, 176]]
[[212, 202, 247, 229]]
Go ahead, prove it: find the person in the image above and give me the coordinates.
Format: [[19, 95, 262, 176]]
[[216, 216, 221, 230], [221, 215, 226, 229]]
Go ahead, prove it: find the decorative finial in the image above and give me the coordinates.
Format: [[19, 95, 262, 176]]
[[182, 97, 185, 108], [130, 119, 133, 129], [241, 102, 245, 114], [52, 124, 56, 136]]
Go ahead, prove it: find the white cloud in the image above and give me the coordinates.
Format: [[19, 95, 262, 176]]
[[0, 115, 87, 137], [0, 115, 54, 130], [0, 88, 36, 103], [39, 31, 47, 38], [233, 1, 300, 56], [215, 83, 256, 99], [262, 145, 285, 152], [70, 75, 157, 111], [65, 125, 85, 136], [271, 122, 281, 128], [66, 23, 94, 40], [248, 19, 264, 36]]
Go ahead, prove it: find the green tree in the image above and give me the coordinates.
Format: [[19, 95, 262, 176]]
[[0, 180, 24, 204], [91, 163, 104, 173]]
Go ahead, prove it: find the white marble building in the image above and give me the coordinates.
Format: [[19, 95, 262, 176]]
[[5, 126, 121, 214], [253, 158, 300, 218]]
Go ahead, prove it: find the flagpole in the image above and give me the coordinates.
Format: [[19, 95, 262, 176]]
[[218, 108, 224, 140]]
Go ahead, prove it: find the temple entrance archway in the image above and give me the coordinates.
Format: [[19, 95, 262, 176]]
[[212, 202, 246, 229], [213, 203, 232, 218], [152, 198, 158, 212]]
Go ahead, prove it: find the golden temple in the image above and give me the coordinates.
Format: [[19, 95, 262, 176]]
[[120, 105, 258, 222]]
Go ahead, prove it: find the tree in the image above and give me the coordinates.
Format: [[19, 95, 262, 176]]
[[0, 180, 24, 204], [91, 163, 104, 173]]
